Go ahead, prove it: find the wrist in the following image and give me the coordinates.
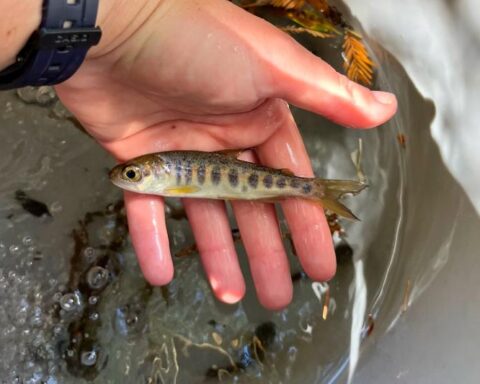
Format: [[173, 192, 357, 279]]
[[87, 0, 165, 59], [0, 0, 42, 71]]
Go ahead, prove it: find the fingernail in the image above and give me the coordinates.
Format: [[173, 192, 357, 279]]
[[372, 91, 396, 105]]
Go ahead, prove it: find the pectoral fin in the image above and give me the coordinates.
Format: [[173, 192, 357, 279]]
[[164, 186, 201, 195]]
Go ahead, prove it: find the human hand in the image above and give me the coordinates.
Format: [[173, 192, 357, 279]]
[[55, 0, 397, 309]]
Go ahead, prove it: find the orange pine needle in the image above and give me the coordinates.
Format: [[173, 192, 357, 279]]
[[343, 29, 375, 86]]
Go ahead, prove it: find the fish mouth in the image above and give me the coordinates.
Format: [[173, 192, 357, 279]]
[[108, 165, 127, 188], [108, 166, 120, 182]]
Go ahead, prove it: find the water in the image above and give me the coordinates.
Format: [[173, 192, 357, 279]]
[[0, 8, 462, 384], [0, 85, 399, 384]]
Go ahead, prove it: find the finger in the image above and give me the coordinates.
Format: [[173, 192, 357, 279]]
[[232, 152, 292, 310], [269, 54, 397, 128], [124, 191, 174, 285], [256, 100, 336, 281], [183, 199, 246, 304], [228, 7, 397, 127]]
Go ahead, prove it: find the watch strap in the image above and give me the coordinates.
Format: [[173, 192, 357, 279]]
[[0, 0, 101, 90]]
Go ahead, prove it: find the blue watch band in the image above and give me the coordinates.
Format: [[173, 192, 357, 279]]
[[0, 0, 101, 90]]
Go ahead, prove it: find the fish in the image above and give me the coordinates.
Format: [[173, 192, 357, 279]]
[[109, 150, 367, 219]]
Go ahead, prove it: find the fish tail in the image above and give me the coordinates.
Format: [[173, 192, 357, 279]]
[[312, 179, 367, 220]]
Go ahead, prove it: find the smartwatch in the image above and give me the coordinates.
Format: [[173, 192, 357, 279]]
[[0, 0, 102, 90]]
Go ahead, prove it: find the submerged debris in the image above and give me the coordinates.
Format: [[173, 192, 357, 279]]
[[397, 133, 407, 148], [206, 321, 277, 379], [15, 190, 52, 218], [335, 240, 354, 265], [366, 314, 375, 337], [58, 200, 130, 380], [322, 286, 330, 320]]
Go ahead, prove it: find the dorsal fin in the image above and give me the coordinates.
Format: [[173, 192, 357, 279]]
[[278, 168, 295, 176], [214, 149, 245, 159]]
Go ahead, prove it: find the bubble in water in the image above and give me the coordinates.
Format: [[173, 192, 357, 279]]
[[16, 86, 39, 104], [80, 349, 97, 366], [30, 306, 43, 326], [86, 266, 109, 290], [114, 305, 144, 336], [22, 235, 34, 247], [89, 312, 99, 321], [83, 247, 96, 262], [59, 292, 82, 312], [288, 346, 298, 362], [52, 291, 62, 302], [49, 201, 63, 214], [9, 244, 21, 256], [51, 100, 73, 119], [0, 243, 6, 258], [88, 296, 98, 305], [35, 86, 56, 105], [45, 376, 58, 384]]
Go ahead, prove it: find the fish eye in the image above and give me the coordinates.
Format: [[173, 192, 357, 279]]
[[122, 166, 142, 182]]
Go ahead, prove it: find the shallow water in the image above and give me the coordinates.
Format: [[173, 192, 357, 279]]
[[0, 9, 462, 384]]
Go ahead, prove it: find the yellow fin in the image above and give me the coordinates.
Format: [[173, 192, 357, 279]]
[[164, 186, 201, 195], [312, 179, 368, 220], [320, 198, 360, 221]]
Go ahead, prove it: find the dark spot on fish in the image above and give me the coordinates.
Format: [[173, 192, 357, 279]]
[[184, 159, 192, 185], [248, 173, 258, 188], [302, 183, 312, 194], [142, 169, 151, 177], [6, 213, 14, 220], [170, 124, 176, 130], [197, 163, 206, 185], [263, 174, 273, 188], [228, 168, 239, 187], [290, 178, 301, 188], [15, 190, 51, 217], [241, 185, 248, 193], [211, 166, 222, 185], [175, 159, 182, 185], [276, 177, 286, 189]]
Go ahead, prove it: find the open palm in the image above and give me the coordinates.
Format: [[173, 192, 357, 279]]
[[55, 0, 396, 309]]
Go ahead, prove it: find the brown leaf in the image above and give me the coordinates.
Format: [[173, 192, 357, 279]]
[[241, 0, 305, 9], [281, 25, 335, 38], [342, 29, 375, 86]]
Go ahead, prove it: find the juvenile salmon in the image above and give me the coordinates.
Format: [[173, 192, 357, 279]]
[[109, 150, 366, 219]]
